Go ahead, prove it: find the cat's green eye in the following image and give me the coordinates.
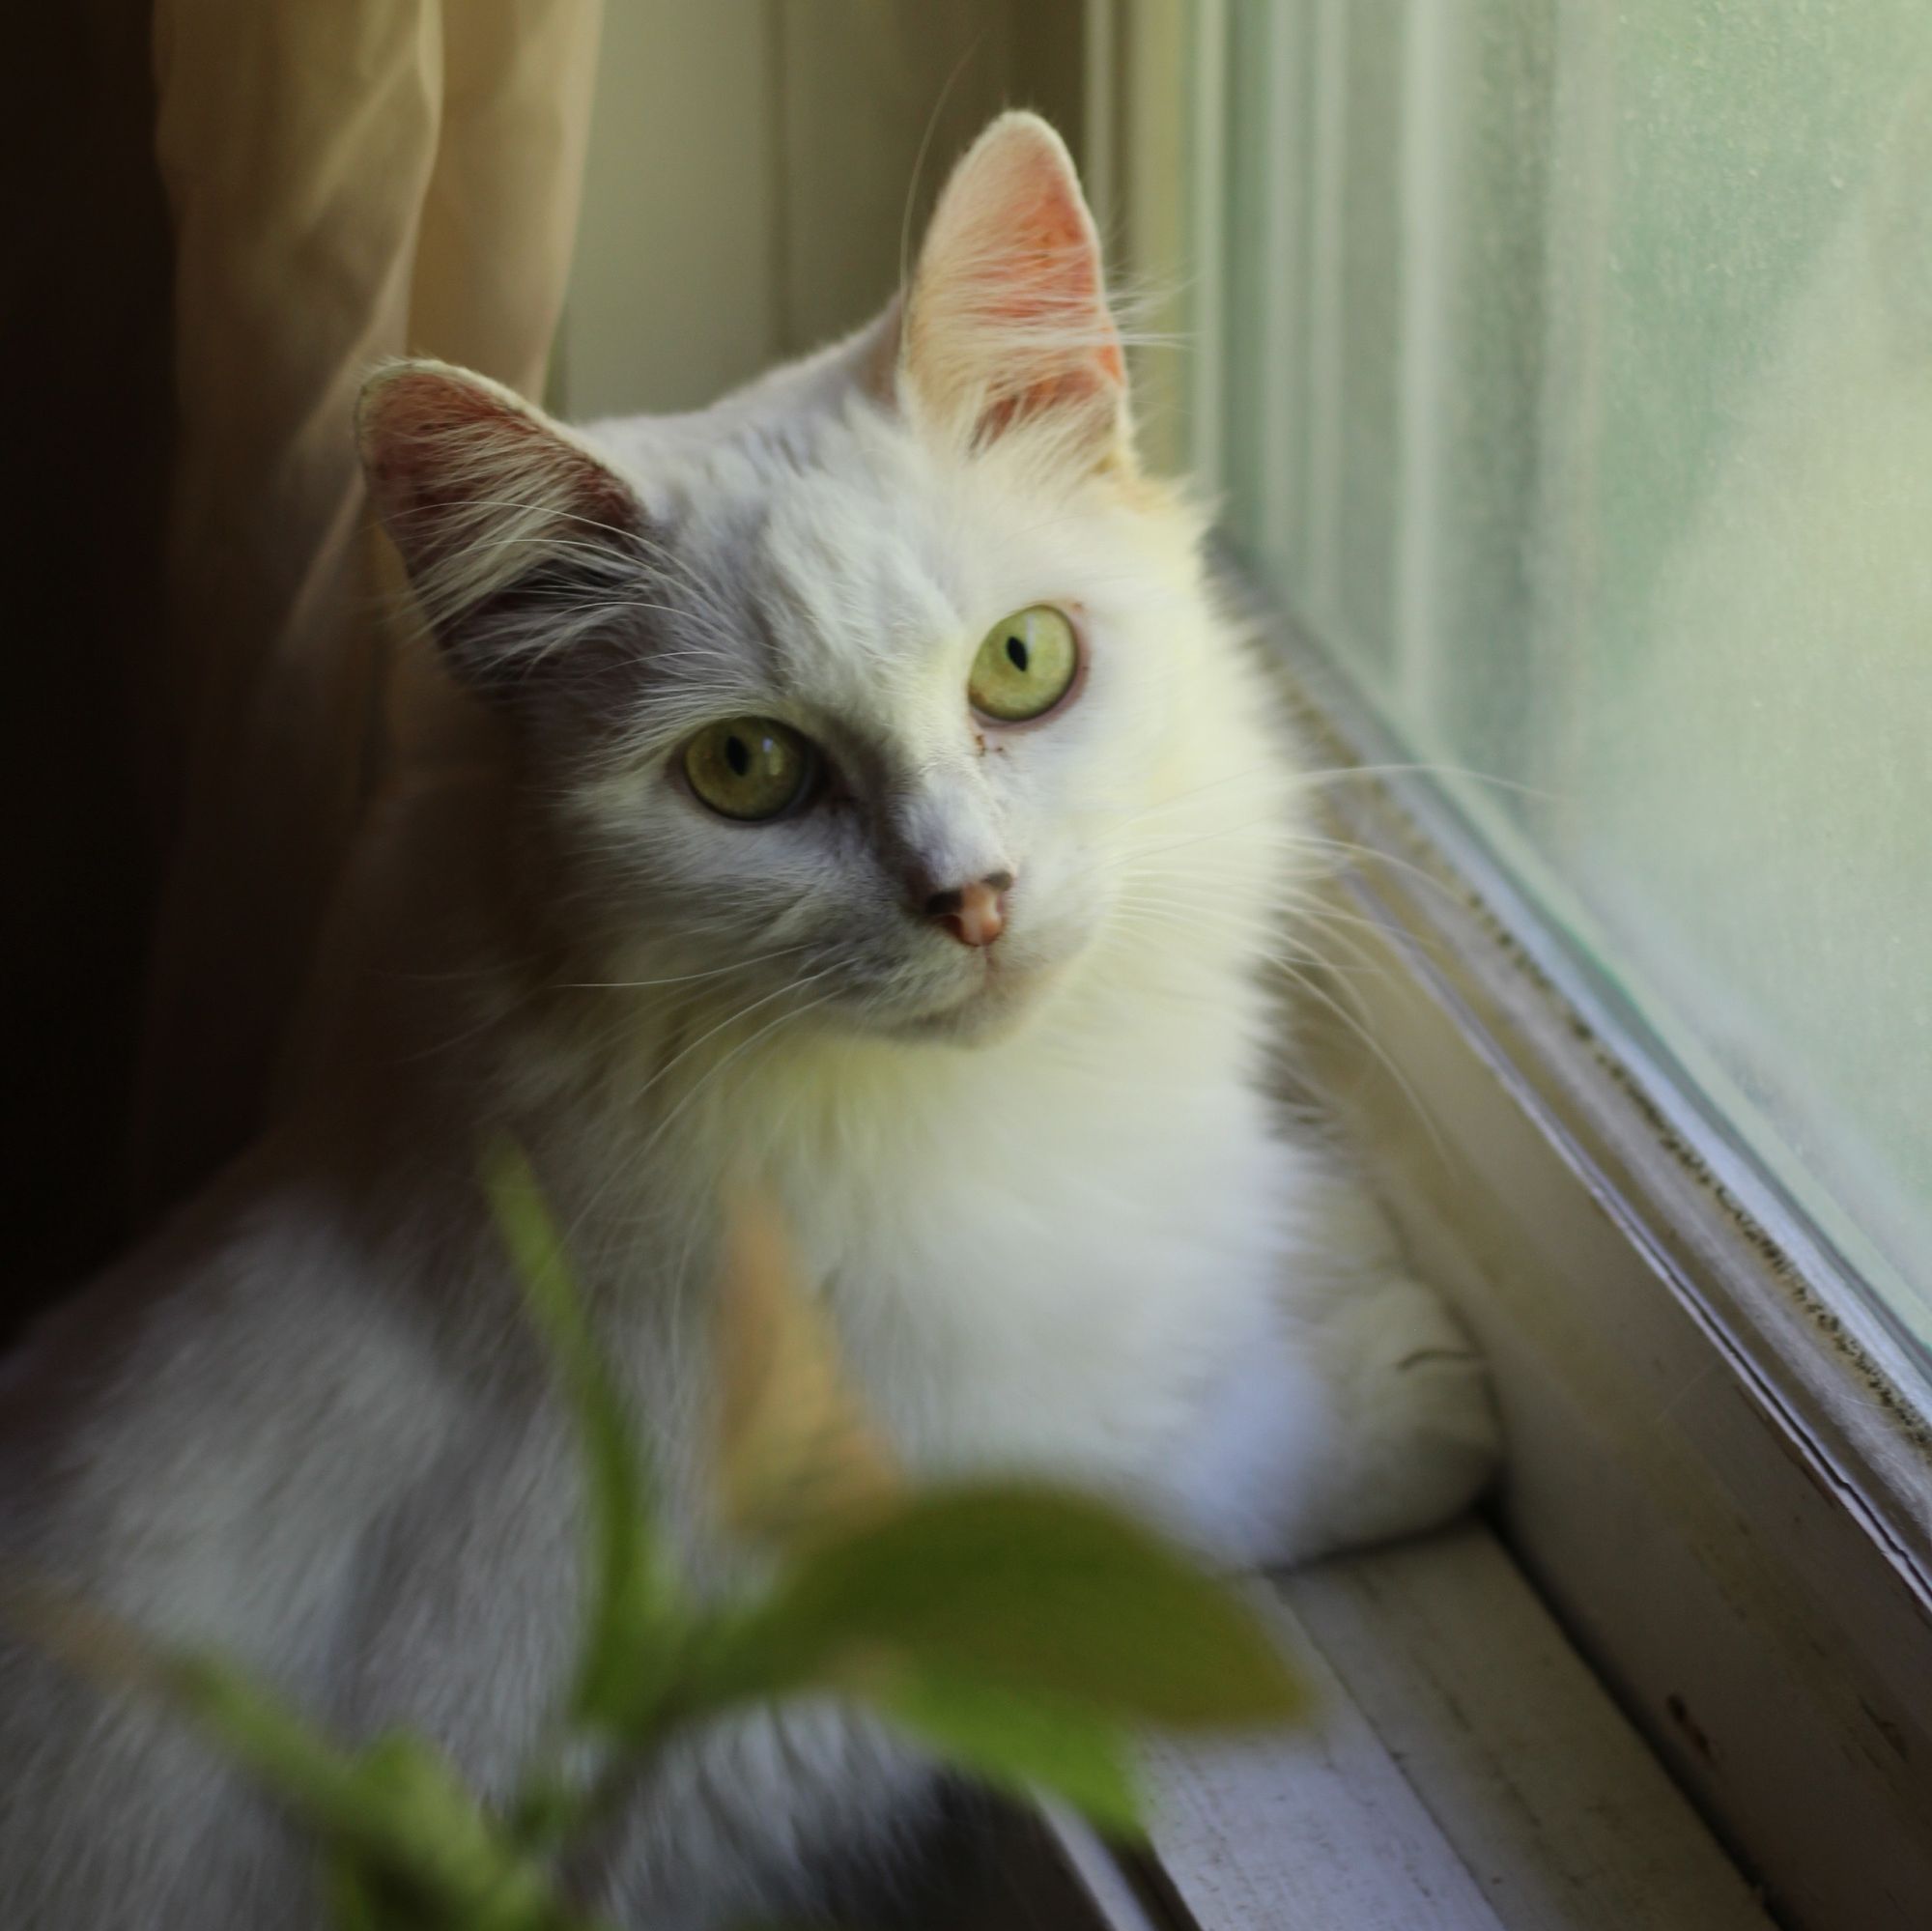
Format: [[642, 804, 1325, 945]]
[[968, 606, 1079, 723], [683, 717, 815, 821]]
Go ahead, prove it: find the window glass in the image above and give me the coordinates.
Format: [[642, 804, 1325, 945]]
[[1213, 3, 1932, 1355]]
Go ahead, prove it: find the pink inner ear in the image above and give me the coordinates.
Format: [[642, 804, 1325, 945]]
[[981, 190, 1126, 389], [976, 365, 1115, 444], [907, 115, 1127, 452], [363, 367, 640, 563]]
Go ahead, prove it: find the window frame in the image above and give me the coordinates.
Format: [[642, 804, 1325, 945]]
[[1084, 7, 1932, 1925]]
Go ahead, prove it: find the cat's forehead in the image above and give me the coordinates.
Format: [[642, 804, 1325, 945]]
[[660, 416, 1030, 700], [597, 387, 1179, 737], [756, 448, 966, 649]]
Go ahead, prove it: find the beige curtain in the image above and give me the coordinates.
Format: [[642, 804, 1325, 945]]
[[133, 0, 604, 1214]]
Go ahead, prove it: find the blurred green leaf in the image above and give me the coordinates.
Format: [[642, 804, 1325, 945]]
[[166, 1658, 596, 1928], [681, 1485, 1306, 1731], [485, 1140, 684, 1733], [884, 1672, 1144, 1836], [505, 1767, 597, 1857], [1, 1584, 598, 1926], [165, 1653, 394, 1842], [319, 1733, 556, 1926]]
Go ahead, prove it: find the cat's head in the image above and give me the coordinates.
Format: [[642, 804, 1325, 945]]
[[359, 114, 1289, 1047]]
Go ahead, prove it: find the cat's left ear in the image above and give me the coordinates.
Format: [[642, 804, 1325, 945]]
[[897, 112, 1131, 472], [357, 359, 647, 695]]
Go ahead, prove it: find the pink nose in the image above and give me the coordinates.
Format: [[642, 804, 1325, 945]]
[[920, 870, 1012, 948]]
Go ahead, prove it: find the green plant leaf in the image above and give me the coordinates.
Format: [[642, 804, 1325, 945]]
[[327, 1734, 543, 1920], [884, 1671, 1145, 1836], [167, 1659, 592, 1928], [2, 1587, 600, 1928], [165, 1653, 396, 1842], [680, 1484, 1306, 1730], [485, 1140, 684, 1733]]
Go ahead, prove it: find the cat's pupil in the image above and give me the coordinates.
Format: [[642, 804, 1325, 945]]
[[1006, 635, 1030, 672], [725, 734, 751, 777]]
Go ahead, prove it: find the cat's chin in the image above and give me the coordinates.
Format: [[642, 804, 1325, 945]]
[[874, 954, 1065, 1046]]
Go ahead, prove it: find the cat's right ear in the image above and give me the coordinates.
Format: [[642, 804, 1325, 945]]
[[896, 113, 1131, 473], [357, 359, 647, 695]]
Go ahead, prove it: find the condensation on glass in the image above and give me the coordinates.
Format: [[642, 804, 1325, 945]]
[[1208, 3, 1932, 1354]]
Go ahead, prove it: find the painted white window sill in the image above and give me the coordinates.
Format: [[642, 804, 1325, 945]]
[[1118, 1520, 1771, 1930]]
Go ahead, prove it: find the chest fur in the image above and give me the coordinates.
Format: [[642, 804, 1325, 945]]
[[747, 1033, 1293, 1485]]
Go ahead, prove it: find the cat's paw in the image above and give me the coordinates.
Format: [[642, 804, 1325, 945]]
[[1291, 1274, 1502, 1563]]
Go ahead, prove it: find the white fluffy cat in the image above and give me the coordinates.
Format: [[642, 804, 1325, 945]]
[[0, 115, 1496, 1928]]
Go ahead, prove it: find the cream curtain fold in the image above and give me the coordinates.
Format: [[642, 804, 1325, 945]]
[[135, 0, 603, 1213]]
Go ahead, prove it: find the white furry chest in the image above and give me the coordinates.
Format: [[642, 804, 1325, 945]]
[[764, 1033, 1291, 1493]]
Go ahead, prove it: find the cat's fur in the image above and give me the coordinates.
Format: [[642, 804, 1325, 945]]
[[0, 115, 1497, 1928]]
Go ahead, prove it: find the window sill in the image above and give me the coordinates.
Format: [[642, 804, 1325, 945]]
[[1126, 1519, 1772, 1931]]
